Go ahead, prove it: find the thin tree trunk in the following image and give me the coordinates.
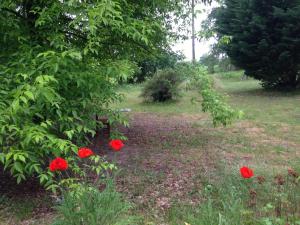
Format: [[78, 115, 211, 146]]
[[192, 0, 196, 64]]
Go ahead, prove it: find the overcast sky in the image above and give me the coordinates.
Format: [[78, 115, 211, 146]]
[[172, 2, 219, 61]]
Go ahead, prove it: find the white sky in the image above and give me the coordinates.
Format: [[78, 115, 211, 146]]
[[172, 2, 219, 61]]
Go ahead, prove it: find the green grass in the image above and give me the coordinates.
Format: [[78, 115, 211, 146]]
[[53, 180, 138, 225], [216, 71, 300, 149], [112, 71, 300, 224], [117, 72, 300, 127], [216, 71, 300, 126], [167, 170, 300, 225], [2, 71, 300, 224], [114, 84, 203, 115]]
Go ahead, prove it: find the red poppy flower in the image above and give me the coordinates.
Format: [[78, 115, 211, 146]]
[[240, 166, 254, 179], [109, 139, 124, 151], [49, 157, 68, 172], [78, 147, 94, 158]]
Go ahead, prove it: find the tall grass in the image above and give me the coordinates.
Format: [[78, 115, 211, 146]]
[[52, 180, 138, 225], [167, 168, 300, 225]]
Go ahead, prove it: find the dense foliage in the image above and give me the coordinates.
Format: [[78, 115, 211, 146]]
[[129, 50, 183, 83], [0, 0, 238, 187], [0, 0, 194, 186], [213, 0, 300, 89], [188, 64, 242, 126], [141, 69, 183, 102]]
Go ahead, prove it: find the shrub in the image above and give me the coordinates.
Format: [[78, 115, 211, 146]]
[[0, 50, 129, 189], [53, 180, 137, 225], [141, 69, 183, 102], [190, 64, 243, 126]]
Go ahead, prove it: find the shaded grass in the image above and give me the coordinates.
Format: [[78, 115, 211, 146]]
[[0, 194, 54, 225]]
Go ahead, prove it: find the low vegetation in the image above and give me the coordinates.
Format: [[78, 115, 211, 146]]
[[113, 71, 300, 224], [141, 69, 183, 102], [1, 0, 300, 224], [1, 70, 299, 224], [53, 180, 137, 225], [168, 167, 300, 225]]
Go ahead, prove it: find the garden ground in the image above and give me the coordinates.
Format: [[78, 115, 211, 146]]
[[1, 71, 300, 224]]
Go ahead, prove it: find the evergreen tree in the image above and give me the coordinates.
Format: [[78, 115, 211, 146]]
[[214, 0, 300, 89]]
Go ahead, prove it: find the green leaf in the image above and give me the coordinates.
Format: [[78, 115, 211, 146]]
[[18, 155, 26, 163], [0, 153, 5, 164], [14, 162, 23, 173], [20, 96, 28, 104], [24, 91, 35, 100]]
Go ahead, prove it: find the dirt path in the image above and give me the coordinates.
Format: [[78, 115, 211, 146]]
[[99, 113, 223, 218]]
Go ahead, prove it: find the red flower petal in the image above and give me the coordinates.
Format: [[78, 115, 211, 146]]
[[78, 147, 94, 158], [109, 139, 124, 151], [49, 157, 68, 172], [240, 166, 254, 179]]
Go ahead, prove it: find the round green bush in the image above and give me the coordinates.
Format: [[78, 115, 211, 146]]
[[141, 69, 183, 102]]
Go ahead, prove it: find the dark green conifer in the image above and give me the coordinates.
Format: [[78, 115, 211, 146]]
[[214, 0, 300, 89]]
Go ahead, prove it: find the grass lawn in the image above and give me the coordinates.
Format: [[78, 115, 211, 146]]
[[111, 71, 300, 224], [1, 71, 300, 224], [115, 84, 203, 115]]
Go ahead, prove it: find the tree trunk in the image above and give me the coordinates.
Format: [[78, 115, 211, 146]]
[[192, 0, 196, 64]]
